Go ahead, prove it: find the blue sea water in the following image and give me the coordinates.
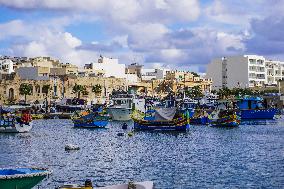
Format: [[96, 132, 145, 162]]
[[0, 119, 283, 188]]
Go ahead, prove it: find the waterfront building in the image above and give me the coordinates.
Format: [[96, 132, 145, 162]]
[[265, 60, 284, 86], [141, 68, 168, 81], [0, 75, 127, 105], [50, 63, 78, 76], [0, 58, 15, 74], [126, 63, 143, 78], [165, 70, 212, 92], [84, 56, 126, 78], [17, 67, 50, 80], [27, 57, 60, 68], [206, 55, 284, 90]]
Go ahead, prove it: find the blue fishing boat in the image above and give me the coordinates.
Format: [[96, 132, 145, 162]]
[[0, 167, 51, 189], [133, 107, 190, 131], [72, 112, 109, 128], [236, 96, 277, 119]]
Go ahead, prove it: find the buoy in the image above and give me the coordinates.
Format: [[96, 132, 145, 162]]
[[122, 123, 128, 129], [65, 144, 80, 151], [117, 132, 124, 136], [128, 132, 134, 137]]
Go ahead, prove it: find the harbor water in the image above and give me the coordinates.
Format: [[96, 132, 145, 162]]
[[0, 119, 283, 188]]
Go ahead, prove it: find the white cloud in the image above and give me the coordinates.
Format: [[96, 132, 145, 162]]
[[64, 32, 82, 48], [5, 0, 284, 72], [0, 20, 29, 40], [0, 19, 97, 66], [0, 0, 200, 23], [127, 23, 169, 51]]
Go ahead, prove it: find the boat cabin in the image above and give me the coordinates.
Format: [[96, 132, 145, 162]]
[[110, 94, 133, 109], [237, 96, 264, 110]]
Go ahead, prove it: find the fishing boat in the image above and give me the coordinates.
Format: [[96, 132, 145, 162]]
[[236, 96, 278, 119], [177, 97, 198, 118], [210, 110, 240, 127], [57, 180, 154, 189], [190, 109, 211, 125], [0, 167, 51, 189], [0, 109, 33, 133], [72, 111, 109, 128], [108, 94, 133, 121], [133, 107, 190, 131]]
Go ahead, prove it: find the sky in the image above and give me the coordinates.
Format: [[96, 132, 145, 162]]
[[0, 0, 284, 73]]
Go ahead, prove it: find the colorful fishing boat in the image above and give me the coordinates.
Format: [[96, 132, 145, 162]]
[[133, 107, 190, 131], [189, 109, 211, 125], [236, 96, 278, 119], [72, 111, 109, 128], [0, 109, 33, 133], [0, 167, 51, 189], [210, 110, 240, 127]]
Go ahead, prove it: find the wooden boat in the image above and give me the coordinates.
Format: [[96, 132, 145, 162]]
[[72, 112, 109, 128], [0, 167, 51, 189], [210, 111, 240, 127], [0, 111, 33, 133], [133, 108, 190, 131], [57, 180, 154, 189]]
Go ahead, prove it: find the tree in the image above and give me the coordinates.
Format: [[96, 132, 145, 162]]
[[19, 83, 33, 104], [92, 84, 102, 95], [185, 86, 203, 99], [72, 84, 87, 99], [217, 87, 231, 99], [191, 72, 200, 77], [211, 89, 217, 94]]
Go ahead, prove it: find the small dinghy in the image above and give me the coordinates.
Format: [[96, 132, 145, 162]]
[[0, 167, 51, 189]]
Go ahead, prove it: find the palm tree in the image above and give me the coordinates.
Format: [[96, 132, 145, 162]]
[[72, 84, 87, 99], [92, 84, 102, 95], [19, 83, 33, 104]]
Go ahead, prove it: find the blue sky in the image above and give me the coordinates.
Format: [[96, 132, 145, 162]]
[[0, 0, 284, 73]]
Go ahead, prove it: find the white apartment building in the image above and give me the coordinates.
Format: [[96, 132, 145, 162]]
[[84, 56, 126, 78], [206, 55, 284, 90], [266, 60, 284, 85], [0, 59, 15, 74]]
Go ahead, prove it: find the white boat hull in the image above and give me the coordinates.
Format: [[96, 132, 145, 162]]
[[0, 123, 32, 133], [108, 108, 132, 121]]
